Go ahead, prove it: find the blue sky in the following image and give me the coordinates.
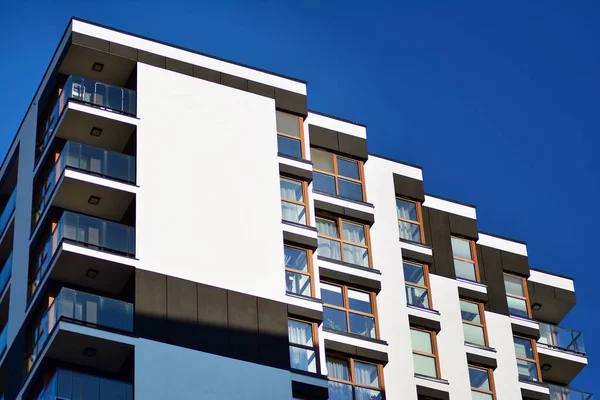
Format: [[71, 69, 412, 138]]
[[1, 0, 598, 391]]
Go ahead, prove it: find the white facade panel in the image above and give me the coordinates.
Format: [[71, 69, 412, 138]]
[[529, 269, 575, 292], [477, 233, 528, 256], [423, 195, 477, 219], [305, 112, 366, 139]]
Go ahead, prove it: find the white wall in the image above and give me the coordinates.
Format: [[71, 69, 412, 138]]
[[486, 312, 523, 399], [135, 64, 287, 303]]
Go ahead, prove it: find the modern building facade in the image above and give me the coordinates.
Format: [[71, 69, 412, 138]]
[[0, 18, 592, 400]]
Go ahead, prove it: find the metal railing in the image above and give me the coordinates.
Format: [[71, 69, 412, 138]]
[[0, 190, 16, 238], [0, 253, 12, 295], [548, 383, 594, 400], [37, 368, 133, 400], [538, 322, 586, 355]]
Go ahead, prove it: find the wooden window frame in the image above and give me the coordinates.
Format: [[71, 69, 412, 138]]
[[311, 148, 367, 202], [277, 111, 306, 159], [396, 197, 425, 244], [288, 318, 320, 374], [504, 273, 532, 318], [410, 327, 441, 379], [514, 335, 543, 382], [460, 298, 489, 346], [468, 364, 496, 400], [322, 281, 380, 339], [280, 176, 311, 225], [284, 245, 315, 297], [316, 216, 372, 268], [326, 354, 385, 397], [404, 261, 433, 309], [451, 236, 481, 282]]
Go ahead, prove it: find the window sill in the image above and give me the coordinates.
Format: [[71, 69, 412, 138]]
[[510, 315, 539, 325], [323, 328, 388, 346], [414, 374, 449, 385], [317, 256, 381, 275], [278, 152, 312, 165], [399, 238, 432, 250], [282, 220, 318, 232], [518, 378, 546, 388], [286, 292, 323, 304], [313, 190, 374, 209], [407, 304, 440, 316], [464, 341, 497, 353], [455, 278, 487, 288], [290, 368, 328, 380]]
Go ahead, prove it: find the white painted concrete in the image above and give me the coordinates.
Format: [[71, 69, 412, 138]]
[[529, 269, 575, 292], [456, 278, 488, 294], [423, 195, 477, 220], [407, 305, 442, 324], [317, 258, 382, 282], [477, 233, 528, 256], [312, 192, 374, 214], [306, 112, 366, 139], [367, 155, 423, 181], [322, 330, 388, 354], [537, 345, 588, 364], [399, 240, 433, 256]]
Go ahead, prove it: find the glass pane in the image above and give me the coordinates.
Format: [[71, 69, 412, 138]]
[[280, 178, 303, 202], [413, 353, 437, 378], [313, 172, 336, 195], [455, 259, 477, 281], [507, 297, 529, 318], [464, 323, 486, 346], [321, 283, 344, 307], [399, 221, 422, 242], [452, 237, 472, 259], [276, 112, 300, 137], [354, 361, 379, 386], [328, 381, 353, 400], [355, 387, 383, 400], [281, 201, 306, 224], [404, 262, 425, 285], [349, 313, 376, 338], [517, 358, 539, 382], [342, 243, 369, 267], [504, 274, 525, 297], [514, 337, 534, 359], [348, 289, 372, 313], [469, 366, 490, 391], [327, 358, 350, 380], [342, 222, 366, 245], [324, 307, 348, 332], [396, 199, 418, 221], [410, 329, 433, 353], [317, 218, 339, 238], [337, 158, 360, 180], [311, 148, 334, 173], [460, 301, 481, 323], [289, 346, 317, 373], [286, 271, 311, 296], [318, 237, 342, 261], [472, 391, 494, 400], [284, 246, 308, 272], [277, 135, 302, 159], [288, 319, 313, 345], [406, 285, 430, 308], [338, 178, 363, 201]]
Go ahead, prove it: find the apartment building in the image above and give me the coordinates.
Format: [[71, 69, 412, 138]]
[[0, 18, 592, 400]]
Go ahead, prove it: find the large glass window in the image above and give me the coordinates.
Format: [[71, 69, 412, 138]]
[[514, 336, 541, 382], [288, 319, 318, 373], [316, 217, 370, 268], [460, 299, 487, 346], [404, 261, 431, 309], [311, 148, 365, 202], [326, 356, 383, 400], [321, 282, 377, 339], [396, 198, 423, 243], [452, 237, 479, 282], [410, 328, 439, 378], [284, 245, 313, 297], [469, 365, 495, 400], [280, 177, 308, 225], [277, 112, 304, 159], [504, 273, 530, 319]]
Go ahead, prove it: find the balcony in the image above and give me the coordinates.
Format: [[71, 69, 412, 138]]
[[0, 253, 11, 296], [537, 322, 587, 385], [0, 189, 15, 239], [0, 324, 6, 358], [35, 368, 133, 400], [539, 323, 585, 355], [548, 383, 594, 400]]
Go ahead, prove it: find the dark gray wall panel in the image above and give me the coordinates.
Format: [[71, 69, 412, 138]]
[[338, 134, 368, 160], [402, 249, 434, 265], [292, 380, 329, 400], [476, 245, 486, 285], [324, 340, 388, 364], [416, 384, 450, 400], [457, 287, 488, 303], [282, 227, 319, 250], [167, 276, 198, 348], [408, 313, 442, 332], [72, 32, 109, 52], [422, 206, 433, 246], [166, 58, 193, 76], [138, 50, 166, 68], [193, 65, 220, 83], [248, 81, 275, 98], [448, 213, 479, 240], [393, 174, 425, 201], [109, 42, 137, 60], [428, 209, 455, 279], [308, 125, 368, 160], [314, 199, 375, 225], [275, 88, 308, 117], [466, 351, 497, 369], [221, 73, 248, 91], [309, 125, 340, 152], [279, 162, 314, 181], [521, 386, 551, 400], [511, 321, 540, 339], [228, 291, 259, 363], [257, 298, 289, 369], [197, 284, 228, 354], [288, 304, 323, 323], [319, 267, 381, 292], [479, 245, 509, 316], [135, 269, 168, 342], [500, 251, 530, 277]]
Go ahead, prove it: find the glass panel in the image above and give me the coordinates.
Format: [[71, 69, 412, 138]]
[[469, 366, 490, 391], [342, 243, 369, 267], [460, 301, 481, 323], [507, 297, 529, 318], [276, 112, 300, 137], [538, 323, 586, 354], [289, 346, 317, 373], [413, 353, 437, 378], [284, 246, 308, 272], [337, 158, 360, 180], [464, 323, 486, 346], [455, 259, 477, 281], [404, 262, 425, 285], [321, 283, 344, 307], [514, 337, 534, 359], [318, 237, 342, 261], [406, 285, 430, 308], [328, 381, 353, 400], [280, 178, 303, 202], [399, 220, 422, 242], [317, 218, 339, 238], [313, 172, 336, 195], [67, 76, 136, 115], [0, 189, 16, 236], [516, 358, 539, 382], [0, 325, 6, 357], [342, 222, 366, 245], [396, 199, 418, 221], [286, 271, 311, 296], [277, 135, 302, 159], [355, 387, 383, 400], [349, 313, 376, 338], [327, 358, 350, 380], [281, 201, 306, 224], [411, 329, 433, 353], [472, 392, 494, 400], [348, 290, 372, 313], [0, 253, 12, 296], [40, 368, 132, 400], [452, 237, 472, 259], [288, 319, 313, 346], [504, 274, 525, 296], [354, 361, 379, 386], [311, 148, 334, 173], [338, 178, 363, 201], [323, 307, 348, 332]]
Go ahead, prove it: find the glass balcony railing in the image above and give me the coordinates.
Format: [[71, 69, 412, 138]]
[[37, 368, 133, 400], [0, 189, 16, 238], [548, 383, 594, 400], [31, 212, 135, 297], [39, 75, 137, 157], [0, 324, 7, 358], [0, 253, 12, 295], [34, 141, 136, 224], [29, 288, 133, 370], [538, 322, 586, 355]]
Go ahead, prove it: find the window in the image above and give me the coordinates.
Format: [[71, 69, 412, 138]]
[[514, 336, 541, 382], [280, 177, 309, 225], [451, 237, 479, 282], [288, 319, 318, 373], [326, 356, 383, 400], [311, 148, 365, 202], [277, 111, 304, 159], [396, 198, 424, 243], [504, 274, 530, 319], [321, 282, 378, 339], [316, 217, 371, 268], [284, 245, 313, 297], [404, 262, 431, 309], [410, 328, 440, 378], [469, 365, 495, 400], [460, 299, 487, 346]]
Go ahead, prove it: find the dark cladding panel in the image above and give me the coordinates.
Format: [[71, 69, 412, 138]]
[[428, 209, 455, 279], [71, 32, 109, 52], [448, 213, 479, 240], [500, 251, 530, 277], [248, 80, 275, 98], [221, 73, 248, 91], [309, 125, 339, 152], [275, 88, 308, 116], [109, 42, 138, 60], [422, 206, 433, 246], [228, 291, 259, 363], [167, 276, 198, 349], [393, 174, 425, 201], [338, 134, 368, 161], [257, 298, 289, 369], [138, 50, 166, 69], [193, 65, 221, 83], [292, 380, 329, 400], [197, 283, 228, 354], [166, 58, 193, 76], [135, 269, 168, 342], [402, 248, 434, 265], [479, 245, 510, 316], [3, 327, 26, 400]]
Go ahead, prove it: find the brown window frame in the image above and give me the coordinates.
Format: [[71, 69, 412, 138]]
[[326, 354, 385, 397], [284, 244, 315, 297], [277, 111, 306, 159], [504, 273, 532, 318], [403, 261, 433, 309], [514, 335, 543, 382], [469, 364, 496, 399], [451, 236, 481, 282], [280, 176, 310, 225], [316, 216, 372, 268], [396, 197, 425, 244], [410, 327, 441, 379], [311, 148, 367, 202], [460, 298, 489, 347], [321, 281, 380, 339], [288, 317, 320, 374]]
